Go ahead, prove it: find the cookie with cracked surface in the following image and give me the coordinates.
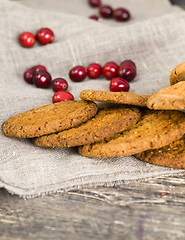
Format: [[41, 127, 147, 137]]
[[147, 81, 185, 110], [135, 136, 185, 169], [79, 89, 150, 107], [169, 61, 185, 85], [1, 100, 98, 138], [78, 109, 185, 158], [32, 105, 141, 148]]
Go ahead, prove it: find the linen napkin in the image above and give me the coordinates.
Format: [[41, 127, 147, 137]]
[[1, 0, 185, 197]]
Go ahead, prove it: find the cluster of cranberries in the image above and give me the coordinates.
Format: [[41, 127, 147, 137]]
[[23, 59, 136, 103], [19, 28, 54, 48], [69, 60, 136, 92], [23, 65, 74, 103], [88, 0, 130, 22]]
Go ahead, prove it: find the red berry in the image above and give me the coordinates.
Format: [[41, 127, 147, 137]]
[[89, 0, 101, 7], [23, 65, 47, 84], [87, 63, 102, 79], [33, 70, 52, 88], [32, 65, 47, 72], [69, 65, 87, 82], [99, 5, 113, 18], [118, 64, 136, 82], [51, 78, 68, 92], [102, 62, 119, 80], [23, 68, 35, 84], [120, 59, 136, 68], [52, 91, 74, 103], [113, 8, 130, 21], [109, 78, 130, 92], [89, 15, 99, 21], [36, 28, 54, 45], [19, 32, 35, 48]]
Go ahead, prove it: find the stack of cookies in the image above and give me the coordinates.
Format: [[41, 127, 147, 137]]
[[2, 62, 185, 169]]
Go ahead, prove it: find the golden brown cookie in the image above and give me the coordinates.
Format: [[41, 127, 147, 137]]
[[32, 105, 141, 148], [78, 109, 185, 158], [169, 61, 185, 85], [80, 89, 150, 107], [135, 136, 185, 169], [147, 81, 185, 110], [1, 100, 98, 138]]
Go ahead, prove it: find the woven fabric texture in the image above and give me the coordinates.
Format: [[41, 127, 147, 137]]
[[1, 0, 185, 197]]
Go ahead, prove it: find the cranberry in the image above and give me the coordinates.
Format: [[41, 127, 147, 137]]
[[118, 64, 136, 82], [33, 70, 52, 88], [23, 68, 35, 84], [99, 5, 113, 18], [89, 15, 99, 21], [19, 32, 35, 48], [69, 65, 87, 82], [32, 65, 47, 72], [120, 59, 136, 68], [23, 65, 47, 84], [87, 63, 102, 79], [36, 28, 54, 45], [109, 78, 130, 92], [89, 0, 101, 7], [51, 78, 68, 92], [102, 62, 119, 80], [113, 8, 130, 21], [52, 91, 74, 103]]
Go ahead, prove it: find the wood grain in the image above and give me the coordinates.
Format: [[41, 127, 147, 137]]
[[4, 1, 185, 239], [1, 174, 185, 239]]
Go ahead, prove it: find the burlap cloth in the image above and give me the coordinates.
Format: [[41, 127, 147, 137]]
[[1, 0, 185, 197]]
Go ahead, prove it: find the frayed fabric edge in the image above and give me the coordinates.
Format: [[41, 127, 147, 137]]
[[0, 170, 185, 199]]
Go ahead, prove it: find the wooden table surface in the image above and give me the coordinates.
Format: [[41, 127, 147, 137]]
[[2, 1, 185, 239], [1, 174, 185, 240]]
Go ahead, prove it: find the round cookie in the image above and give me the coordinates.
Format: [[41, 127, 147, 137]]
[[80, 89, 150, 107], [32, 105, 141, 147], [78, 109, 185, 158], [147, 81, 185, 110], [135, 136, 185, 169], [1, 100, 98, 138], [169, 61, 185, 85]]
